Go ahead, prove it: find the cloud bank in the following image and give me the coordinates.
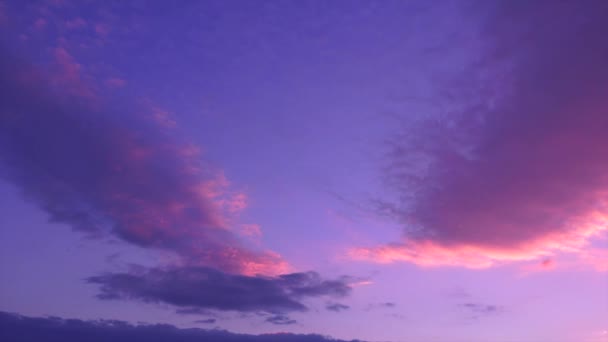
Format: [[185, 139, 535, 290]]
[[352, 0, 608, 268], [0, 311, 365, 342]]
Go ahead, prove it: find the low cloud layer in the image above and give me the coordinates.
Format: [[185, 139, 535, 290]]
[[0, 311, 365, 342], [352, 0, 608, 268], [88, 266, 351, 315], [0, 49, 285, 275]]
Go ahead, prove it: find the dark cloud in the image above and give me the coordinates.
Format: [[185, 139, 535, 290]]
[[364, 302, 396, 312], [0, 47, 285, 275], [265, 314, 297, 325], [193, 318, 216, 324], [325, 303, 350, 312], [0, 311, 365, 342], [459, 302, 504, 318], [354, 0, 608, 268], [87, 266, 352, 314]]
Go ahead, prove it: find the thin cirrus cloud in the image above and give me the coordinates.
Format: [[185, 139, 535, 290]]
[[351, 1, 608, 268], [0, 48, 287, 276], [0, 311, 366, 342]]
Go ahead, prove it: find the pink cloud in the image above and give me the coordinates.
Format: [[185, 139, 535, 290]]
[[51, 47, 96, 99], [54, 47, 79, 77], [0, 55, 288, 276], [540, 258, 554, 269], [355, 1, 608, 269], [351, 199, 608, 269], [222, 192, 248, 213], [241, 224, 263, 238], [105, 77, 126, 88], [138, 99, 177, 128]]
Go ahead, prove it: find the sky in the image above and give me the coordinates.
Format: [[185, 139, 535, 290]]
[[0, 1, 607, 342]]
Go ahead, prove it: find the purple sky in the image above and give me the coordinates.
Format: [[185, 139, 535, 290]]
[[0, 1, 607, 342]]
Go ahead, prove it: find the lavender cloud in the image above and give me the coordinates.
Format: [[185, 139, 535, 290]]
[[352, 0, 608, 268]]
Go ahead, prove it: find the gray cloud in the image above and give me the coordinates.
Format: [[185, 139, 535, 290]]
[[265, 314, 297, 325], [193, 318, 216, 324], [87, 266, 352, 314], [458, 302, 504, 319], [325, 303, 350, 312]]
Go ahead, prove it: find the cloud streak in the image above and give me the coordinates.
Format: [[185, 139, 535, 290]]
[[353, 0, 608, 268]]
